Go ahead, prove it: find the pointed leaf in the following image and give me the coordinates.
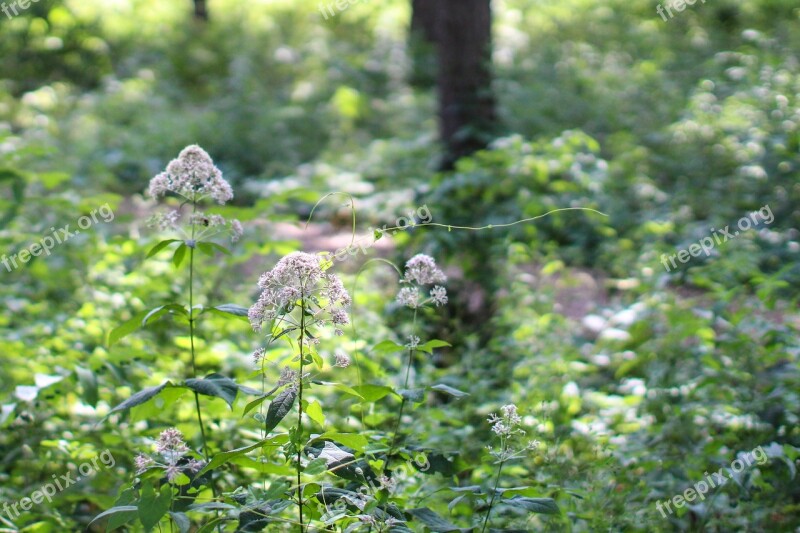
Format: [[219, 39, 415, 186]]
[[416, 339, 451, 355], [109, 382, 170, 415], [372, 340, 404, 353], [198, 436, 288, 476], [185, 374, 239, 408], [501, 496, 560, 515], [87, 506, 138, 530], [146, 239, 181, 259], [264, 387, 298, 434], [172, 243, 188, 268], [407, 508, 462, 532], [430, 384, 469, 399]]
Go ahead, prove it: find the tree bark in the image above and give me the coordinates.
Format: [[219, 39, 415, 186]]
[[193, 0, 208, 21], [435, 0, 496, 169], [409, 0, 439, 87]]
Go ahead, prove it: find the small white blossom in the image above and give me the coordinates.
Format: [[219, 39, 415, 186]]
[[334, 350, 351, 368], [134, 454, 154, 473], [404, 254, 446, 285], [378, 474, 397, 493], [278, 366, 299, 387], [397, 287, 420, 308], [488, 404, 525, 437], [429, 286, 448, 306]]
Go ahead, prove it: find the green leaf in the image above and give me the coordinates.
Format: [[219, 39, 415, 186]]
[[306, 400, 325, 427], [352, 384, 396, 402], [317, 432, 368, 453], [372, 340, 405, 353], [264, 387, 298, 433], [142, 303, 188, 327], [185, 374, 239, 408], [169, 512, 191, 533], [138, 484, 172, 531], [430, 384, 469, 399], [305, 457, 329, 475], [108, 382, 171, 415], [87, 506, 138, 531], [416, 339, 451, 355], [107, 310, 149, 346], [399, 388, 425, 402], [197, 242, 232, 256], [172, 243, 188, 268], [198, 436, 288, 476], [146, 239, 181, 259], [208, 303, 249, 318], [500, 496, 560, 515], [242, 384, 280, 417], [75, 366, 98, 407], [407, 508, 462, 532]]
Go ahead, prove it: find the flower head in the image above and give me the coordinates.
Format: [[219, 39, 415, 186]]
[[134, 427, 202, 484], [488, 404, 525, 438], [397, 254, 448, 309], [149, 145, 233, 204], [396, 287, 420, 308], [404, 254, 446, 285], [134, 454, 154, 473], [248, 252, 351, 333], [334, 350, 351, 368], [430, 286, 448, 306], [156, 428, 189, 453]]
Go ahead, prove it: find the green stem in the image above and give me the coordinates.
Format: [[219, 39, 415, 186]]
[[387, 310, 417, 468], [297, 299, 306, 532], [187, 210, 210, 462], [481, 459, 505, 533]]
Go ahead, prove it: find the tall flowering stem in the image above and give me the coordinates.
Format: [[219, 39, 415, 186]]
[[388, 255, 448, 466], [482, 405, 539, 532], [147, 146, 242, 462], [296, 299, 306, 533], [248, 252, 352, 533], [387, 309, 417, 465], [481, 449, 506, 533]]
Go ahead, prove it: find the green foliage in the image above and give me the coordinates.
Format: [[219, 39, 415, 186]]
[[1, 0, 799, 530]]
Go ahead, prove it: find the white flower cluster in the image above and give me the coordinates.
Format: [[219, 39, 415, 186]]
[[334, 350, 351, 368], [149, 145, 233, 204], [134, 428, 205, 483], [487, 404, 525, 438], [248, 252, 352, 336], [147, 146, 243, 242], [396, 254, 448, 309]]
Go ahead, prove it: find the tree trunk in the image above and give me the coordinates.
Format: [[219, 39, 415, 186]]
[[435, 0, 496, 169], [409, 0, 439, 87], [193, 0, 208, 21]]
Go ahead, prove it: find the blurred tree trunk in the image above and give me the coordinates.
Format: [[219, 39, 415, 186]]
[[409, 0, 439, 88], [194, 0, 208, 21], [434, 0, 496, 169]]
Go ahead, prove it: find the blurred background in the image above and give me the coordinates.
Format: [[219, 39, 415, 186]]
[[1, 0, 799, 530]]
